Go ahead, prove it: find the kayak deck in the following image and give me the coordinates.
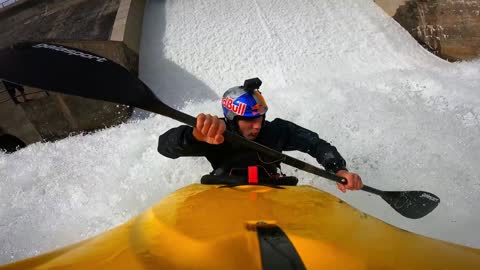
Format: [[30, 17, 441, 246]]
[[1, 184, 479, 269]]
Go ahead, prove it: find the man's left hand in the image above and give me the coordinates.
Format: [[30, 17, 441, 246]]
[[335, 170, 363, 193]]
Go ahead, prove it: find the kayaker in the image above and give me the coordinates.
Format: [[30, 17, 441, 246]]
[[158, 78, 363, 192]]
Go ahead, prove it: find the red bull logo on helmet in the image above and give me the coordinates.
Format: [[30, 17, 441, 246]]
[[251, 103, 265, 115], [222, 97, 247, 116]]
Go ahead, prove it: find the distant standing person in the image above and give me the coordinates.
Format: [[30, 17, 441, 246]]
[[2, 80, 29, 104]]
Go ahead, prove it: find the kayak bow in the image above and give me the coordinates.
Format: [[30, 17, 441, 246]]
[[0, 184, 478, 270]]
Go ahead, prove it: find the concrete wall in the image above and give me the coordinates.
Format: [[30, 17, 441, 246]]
[[375, 0, 480, 61], [111, 0, 145, 54], [0, 0, 120, 48], [374, 0, 408, 16], [0, 0, 146, 147]]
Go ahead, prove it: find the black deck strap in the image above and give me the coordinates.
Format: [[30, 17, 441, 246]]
[[218, 184, 285, 189], [257, 224, 306, 270], [200, 174, 298, 186]]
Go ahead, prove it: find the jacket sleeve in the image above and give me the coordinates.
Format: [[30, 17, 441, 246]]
[[157, 125, 211, 158], [273, 118, 348, 173]]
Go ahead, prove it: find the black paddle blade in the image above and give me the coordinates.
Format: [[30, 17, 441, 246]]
[[0, 42, 162, 112], [381, 191, 440, 219]]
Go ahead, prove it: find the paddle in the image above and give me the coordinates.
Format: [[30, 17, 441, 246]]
[[0, 42, 440, 219]]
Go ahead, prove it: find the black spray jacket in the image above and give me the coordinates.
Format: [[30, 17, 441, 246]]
[[158, 118, 347, 176]]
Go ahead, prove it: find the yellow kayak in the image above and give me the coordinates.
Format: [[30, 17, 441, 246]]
[[1, 183, 479, 270]]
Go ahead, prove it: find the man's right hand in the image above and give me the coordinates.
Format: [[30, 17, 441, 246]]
[[192, 113, 226, 144]]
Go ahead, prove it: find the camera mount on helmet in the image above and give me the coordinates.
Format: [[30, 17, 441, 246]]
[[242, 78, 262, 94]]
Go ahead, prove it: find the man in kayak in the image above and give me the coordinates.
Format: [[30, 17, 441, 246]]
[[158, 78, 362, 192]]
